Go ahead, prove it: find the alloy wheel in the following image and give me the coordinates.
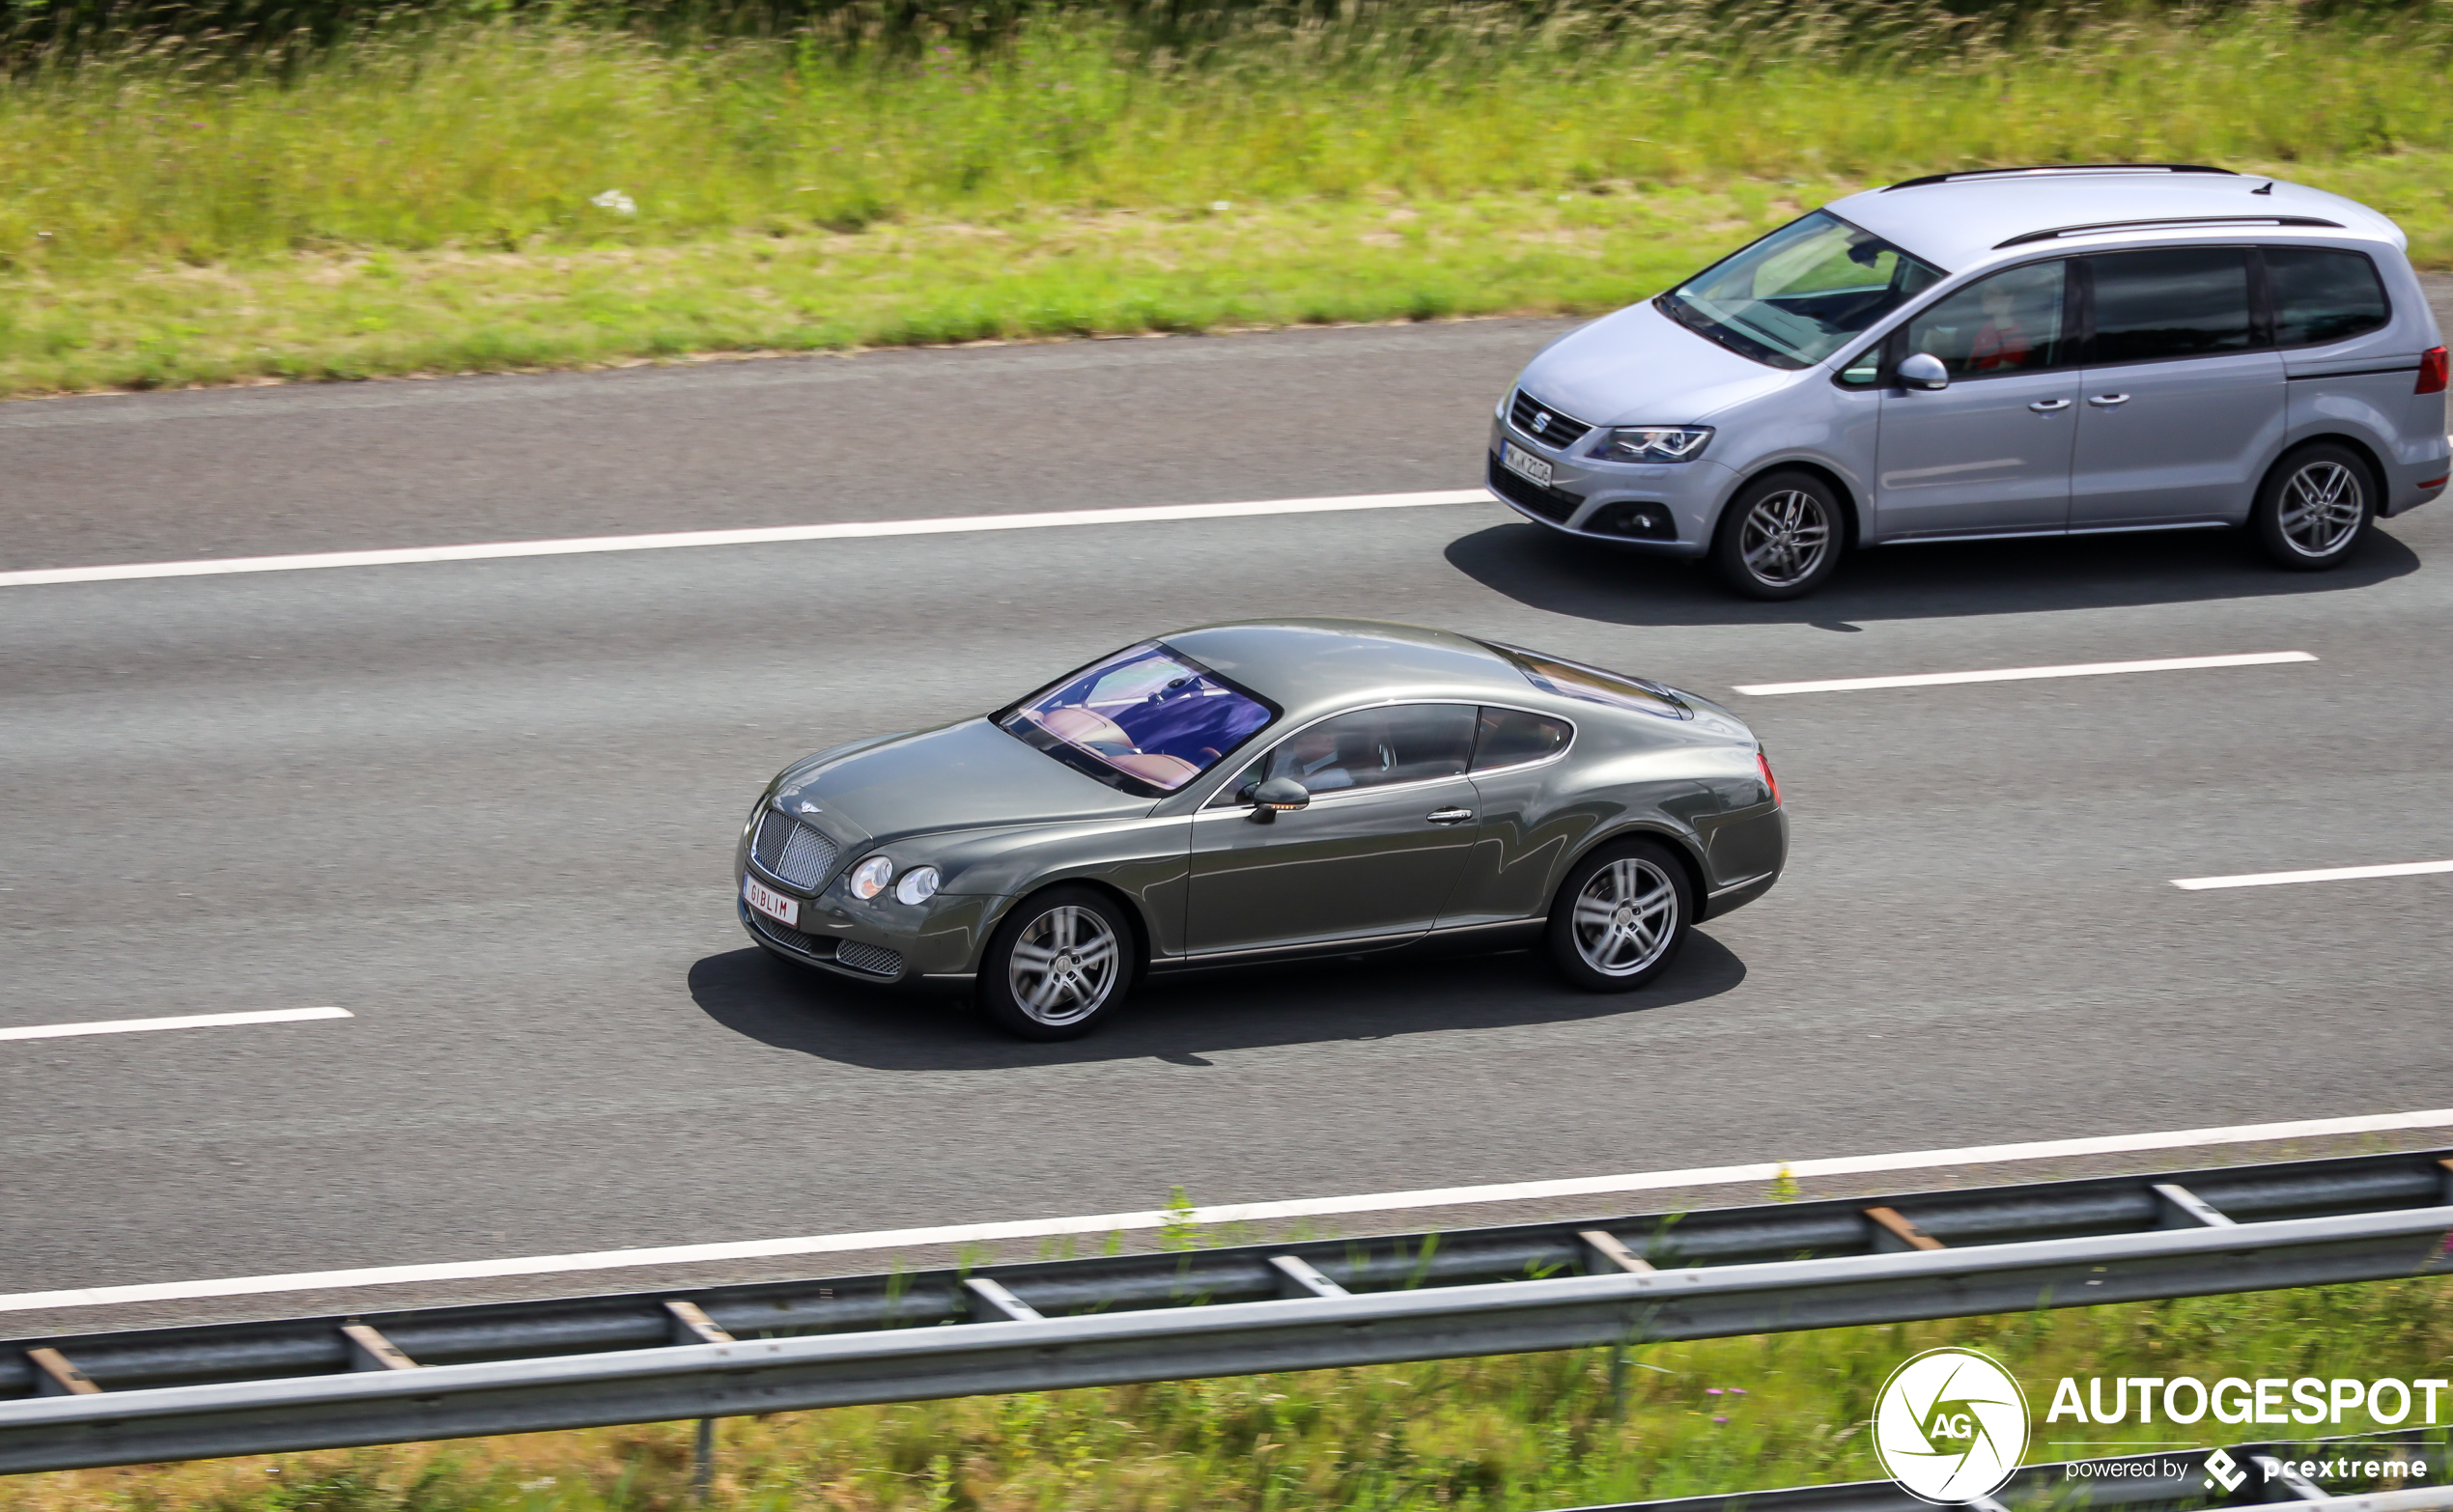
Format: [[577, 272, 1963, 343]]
[[1006, 905, 1121, 1026], [2277, 461, 2364, 557], [1569, 856, 1678, 977], [1738, 490, 1831, 587]]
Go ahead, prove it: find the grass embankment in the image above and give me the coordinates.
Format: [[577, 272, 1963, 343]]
[[6, 1278, 2451, 1512], [5, 2, 2453, 396]]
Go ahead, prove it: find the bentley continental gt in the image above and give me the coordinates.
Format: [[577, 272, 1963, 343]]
[[737, 619, 1785, 1039]]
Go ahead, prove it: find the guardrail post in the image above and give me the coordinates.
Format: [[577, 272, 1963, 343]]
[[666, 1301, 736, 1504]]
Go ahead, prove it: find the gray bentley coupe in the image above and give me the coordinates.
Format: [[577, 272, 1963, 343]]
[[736, 619, 1786, 1039]]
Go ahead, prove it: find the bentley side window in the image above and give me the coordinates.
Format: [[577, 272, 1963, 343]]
[[1472, 708, 1572, 770], [1214, 704, 1477, 804]]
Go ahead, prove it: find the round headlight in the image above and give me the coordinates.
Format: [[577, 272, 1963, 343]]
[[849, 855, 894, 899], [894, 866, 941, 905]]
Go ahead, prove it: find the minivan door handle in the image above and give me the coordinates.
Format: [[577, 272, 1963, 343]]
[[1425, 807, 1475, 825], [2027, 399, 2072, 413], [2088, 393, 2130, 406]]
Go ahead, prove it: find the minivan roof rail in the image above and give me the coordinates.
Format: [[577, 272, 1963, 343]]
[[1993, 213, 2343, 248], [1883, 163, 2238, 191]]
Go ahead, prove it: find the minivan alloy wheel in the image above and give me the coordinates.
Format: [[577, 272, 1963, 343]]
[[2277, 461, 2365, 557], [1569, 855, 1678, 977], [1738, 490, 1831, 587], [1006, 904, 1121, 1026]]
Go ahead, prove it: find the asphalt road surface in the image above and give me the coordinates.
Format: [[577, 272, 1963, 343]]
[[6, 307, 2452, 1336]]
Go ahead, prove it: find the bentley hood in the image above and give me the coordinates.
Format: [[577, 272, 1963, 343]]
[[772, 717, 1153, 847], [1513, 300, 1796, 428]]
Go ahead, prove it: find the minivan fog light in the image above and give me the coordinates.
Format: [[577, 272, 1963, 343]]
[[849, 855, 894, 899], [894, 866, 941, 905], [1595, 426, 1713, 462]]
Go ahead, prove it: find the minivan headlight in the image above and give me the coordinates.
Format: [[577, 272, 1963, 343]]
[[893, 866, 941, 905], [849, 855, 894, 899], [1593, 426, 1712, 462]]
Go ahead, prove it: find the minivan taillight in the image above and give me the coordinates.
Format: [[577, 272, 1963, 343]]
[[2419, 347, 2448, 395], [1758, 750, 1782, 807]]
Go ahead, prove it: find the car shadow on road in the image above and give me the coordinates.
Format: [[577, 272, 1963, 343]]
[[689, 933, 1747, 1070], [1445, 518, 2422, 628]]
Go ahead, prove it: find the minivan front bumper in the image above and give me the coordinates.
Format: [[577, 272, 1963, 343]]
[[1485, 418, 1731, 557]]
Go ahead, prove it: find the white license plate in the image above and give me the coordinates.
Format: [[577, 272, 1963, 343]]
[[744, 876, 800, 928], [1502, 440, 1554, 488]]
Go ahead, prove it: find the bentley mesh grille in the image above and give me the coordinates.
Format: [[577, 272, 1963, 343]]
[[752, 809, 839, 889], [835, 941, 905, 977], [749, 912, 829, 958], [1508, 390, 1593, 449]]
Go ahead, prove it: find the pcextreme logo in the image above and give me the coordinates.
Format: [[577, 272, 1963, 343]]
[[1872, 1347, 2032, 1504]]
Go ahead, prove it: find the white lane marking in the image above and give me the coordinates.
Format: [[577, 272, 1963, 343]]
[[1734, 651, 2317, 696], [0, 1006, 352, 1042], [0, 490, 1493, 589], [5, 1103, 2448, 1314], [2174, 859, 2453, 891]]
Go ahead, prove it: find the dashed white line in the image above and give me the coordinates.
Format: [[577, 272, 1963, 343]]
[[0, 1007, 352, 1042], [2173, 860, 2453, 891], [5, 1103, 2447, 1314], [0, 490, 1493, 589], [1734, 651, 2317, 696]]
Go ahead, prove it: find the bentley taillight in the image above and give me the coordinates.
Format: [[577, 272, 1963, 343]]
[[1758, 749, 1782, 806]]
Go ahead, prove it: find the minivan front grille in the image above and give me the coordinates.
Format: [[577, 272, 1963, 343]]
[[1508, 390, 1593, 449], [751, 809, 840, 889], [1488, 454, 1584, 523]]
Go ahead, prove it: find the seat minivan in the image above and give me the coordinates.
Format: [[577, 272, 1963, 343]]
[[1488, 165, 2448, 599]]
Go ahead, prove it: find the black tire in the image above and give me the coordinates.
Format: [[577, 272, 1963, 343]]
[[1711, 470, 1845, 600], [2251, 441, 2376, 571], [976, 885, 1137, 1040], [1544, 838, 1696, 994]]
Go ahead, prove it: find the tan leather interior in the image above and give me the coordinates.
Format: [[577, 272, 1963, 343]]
[[1105, 751, 1200, 787], [1037, 705, 1130, 747]]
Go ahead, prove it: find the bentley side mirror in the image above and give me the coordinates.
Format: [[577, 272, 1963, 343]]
[[1247, 776, 1310, 822], [1897, 352, 1950, 392]]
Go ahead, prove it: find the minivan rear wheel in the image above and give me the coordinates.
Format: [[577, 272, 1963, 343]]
[[2251, 442, 2375, 571], [1712, 471, 1844, 600]]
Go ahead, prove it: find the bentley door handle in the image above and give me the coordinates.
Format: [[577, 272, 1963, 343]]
[[2027, 399, 2072, 413], [1425, 807, 1476, 825], [2088, 393, 2130, 406]]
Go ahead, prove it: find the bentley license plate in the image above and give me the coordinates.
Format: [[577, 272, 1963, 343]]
[[744, 876, 800, 927], [1502, 441, 1554, 488]]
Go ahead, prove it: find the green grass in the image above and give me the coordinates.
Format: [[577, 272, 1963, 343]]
[[5, 0, 2453, 394], [8, 1279, 2452, 1512]]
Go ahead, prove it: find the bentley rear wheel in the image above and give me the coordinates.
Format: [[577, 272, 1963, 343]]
[[977, 885, 1136, 1040], [1545, 838, 1694, 993]]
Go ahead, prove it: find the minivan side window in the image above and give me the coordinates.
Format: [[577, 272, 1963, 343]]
[[2264, 247, 2389, 348], [2087, 248, 2257, 364], [1900, 260, 2069, 379]]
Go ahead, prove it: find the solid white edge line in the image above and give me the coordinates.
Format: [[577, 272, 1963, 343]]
[[2173, 859, 2453, 891], [0, 490, 1496, 588], [0, 1006, 352, 1043], [7, 1103, 2449, 1314], [1733, 651, 2318, 696]]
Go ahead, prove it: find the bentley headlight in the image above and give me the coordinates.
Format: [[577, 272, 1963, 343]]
[[894, 866, 942, 905], [849, 855, 894, 899], [1594, 426, 1712, 462]]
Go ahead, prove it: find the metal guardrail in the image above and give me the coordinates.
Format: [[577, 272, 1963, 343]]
[[2, 1149, 2448, 1474], [1553, 1433, 2452, 1512]]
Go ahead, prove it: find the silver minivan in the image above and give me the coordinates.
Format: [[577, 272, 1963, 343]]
[[1489, 165, 2449, 599]]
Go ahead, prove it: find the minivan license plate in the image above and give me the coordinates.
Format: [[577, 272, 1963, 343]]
[[1502, 442, 1554, 488], [744, 876, 800, 927]]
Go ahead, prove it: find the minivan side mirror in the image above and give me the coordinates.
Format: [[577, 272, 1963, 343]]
[[1247, 775, 1311, 821], [1897, 352, 1950, 392]]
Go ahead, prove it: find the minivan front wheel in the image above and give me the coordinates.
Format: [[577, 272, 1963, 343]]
[[1712, 471, 1843, 600], [2252, 442, 2375, 571]]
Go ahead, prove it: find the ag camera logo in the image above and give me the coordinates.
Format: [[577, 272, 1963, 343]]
[[1874, 1347, 2031, 1503]]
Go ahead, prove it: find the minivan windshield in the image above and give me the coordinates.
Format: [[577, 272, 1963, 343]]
[[1658, 210, 1944, 369], [998, 642, 1277, 796]]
